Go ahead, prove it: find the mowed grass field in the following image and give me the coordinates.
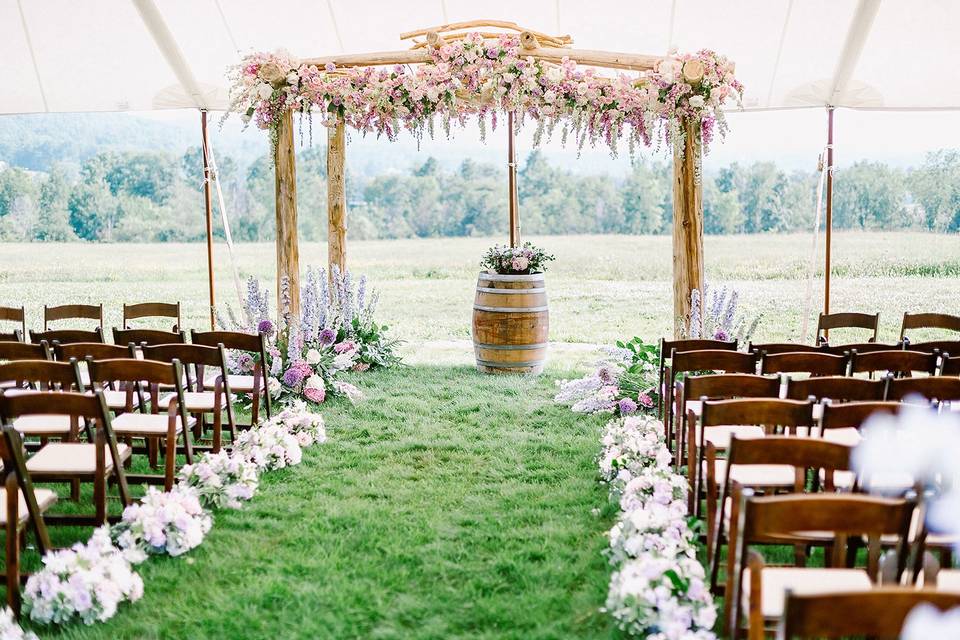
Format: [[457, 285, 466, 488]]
[[1, 232, 957, 363]]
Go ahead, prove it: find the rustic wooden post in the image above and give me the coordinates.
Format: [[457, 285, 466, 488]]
[[327, 119, 347, 273], [672, 118, 704, 337], [274, 109, 300, 315]]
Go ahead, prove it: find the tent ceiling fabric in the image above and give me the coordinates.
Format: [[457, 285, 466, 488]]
[[2, 0, 958, 115]]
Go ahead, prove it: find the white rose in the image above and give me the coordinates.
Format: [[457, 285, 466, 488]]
[[688, 95, 705, 108], [546, 66, 563, 83], [286, 72, 300, 86], [543, 89, 557, 103], [304, 375, 324, 390], [658, 58, 682, 82], [257, 83, 274, 100], [305, 349, 322, 365]]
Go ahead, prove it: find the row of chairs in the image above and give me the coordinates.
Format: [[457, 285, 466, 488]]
[[0, 301, 181, 342], [814, 310, 960, 345]]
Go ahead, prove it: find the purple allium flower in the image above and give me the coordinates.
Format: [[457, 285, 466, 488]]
[[282, 361, 312, 387], [319, 328, 336, 346], [713, 328, 729, 342], [617, 398, 638, 415], [597, 366, 617, 385], [236, 353, 254, 372], [257, 319, 275, 336]]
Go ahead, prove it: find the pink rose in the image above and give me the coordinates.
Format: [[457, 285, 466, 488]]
[[511, 256, 529, 271], [638, 392, 654, 408]]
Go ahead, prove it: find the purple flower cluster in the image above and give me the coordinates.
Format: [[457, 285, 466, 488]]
[[282, 361, 313, 387], [257, 319, 275, 336], [319, 328, 336, 346]]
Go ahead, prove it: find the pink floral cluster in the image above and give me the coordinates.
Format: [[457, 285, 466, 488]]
[[227, 35, 742, 155]]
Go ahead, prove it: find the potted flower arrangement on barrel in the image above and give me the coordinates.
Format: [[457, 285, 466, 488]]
[[472, 242, 554, 374]]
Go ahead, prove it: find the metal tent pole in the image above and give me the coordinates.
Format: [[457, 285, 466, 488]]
[[824, 106, 835, 318], [201, 109, 216, 329], [507, 111, 520, 247]]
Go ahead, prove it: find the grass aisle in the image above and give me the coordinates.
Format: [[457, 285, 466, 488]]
[[53, 365, 612, 640]]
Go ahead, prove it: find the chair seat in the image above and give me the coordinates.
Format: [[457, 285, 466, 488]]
[[81, 389, 133, 410], [698, 425, 766, 449], [822, 468, 914, 493], [204, 373, 257, 393], [938, 569, 960, 592], [12, 414, 72, 435], [822, 427, 863, 447], [112, 412, 194, 435], [742, 567, 872, 618], [709, 460, 798, 487], [158, 391, 225, 412], [0, 488, 57, 525], [26, 443, 131, 475]]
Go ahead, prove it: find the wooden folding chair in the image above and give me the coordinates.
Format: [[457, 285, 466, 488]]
[[905, 340, 960, 356], [784, 376, 885, 402], [29, 327, 105, 346], [726, 492, 914, 640], [698, 398, 816, 549], [821, 341, 903, 355], [122, 302, 181, 332], [0, 391, 131, 526], [818, 400, 902, 448], [141, 344, 236, 452], [901, 312, 960, 342], [112, 327, 186, 349], [885, 376, 960, 403], [779, 588, 960, 639], [0, 342, 51, 393], [710, 436, 854, 593], [0, 360, 84, 445], [942, 355, 960, 377], [0, 425, 54, 617], [849, 349, 939, 378], [681, 373, 781, 515], [657, 338, 738, 422], [53, 343, 137, 412], [668, 349, 758, 460], [43, 304, 103, 331], [748, 342, 825, 355], [816, 311, 880, 345], [760, 351, 850, 377], [86, 358, 194, 490], [0, 307, 25, 343], [191, 329, 272, 426]]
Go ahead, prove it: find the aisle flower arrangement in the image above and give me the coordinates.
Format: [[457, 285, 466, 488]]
[[0, 607, 36, 639], [598, 415, 717, 639], [554, 336, 659, 416], [227, 34, 742, 157], [112, 488, 213, 562], [178, 451, 260, 510], [679, 284, 761, 343], [267, 400, 327, 447], [23, 528, 143, 626], [218, 267, 400, 409], [233, 421, 303, 471]]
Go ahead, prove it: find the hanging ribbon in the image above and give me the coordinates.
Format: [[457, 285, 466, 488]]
[[202, 134, 245, 310], [800, 148, 828, 343]]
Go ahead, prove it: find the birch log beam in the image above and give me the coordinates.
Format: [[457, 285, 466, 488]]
[[327, 119, 347, 273], [672, 119, 704, 337], [274, 109, 300, 316]]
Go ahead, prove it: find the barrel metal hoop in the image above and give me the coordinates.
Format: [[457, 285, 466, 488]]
[[475, 358, 545, 368], [474, 342, 549, 351], [476, 287, 547, 294], [473, 305, 550, 313]]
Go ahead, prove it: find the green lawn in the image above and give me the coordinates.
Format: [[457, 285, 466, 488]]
[[27, 366, 614, 640]]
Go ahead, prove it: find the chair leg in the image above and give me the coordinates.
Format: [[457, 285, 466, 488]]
[[147, 437, 159, 468], [94, 475, 106, 525], [212, 411, 222, 454], [6, 522, 20, 618], [70, 479, 80, 501], [164, 435, 176, 492]]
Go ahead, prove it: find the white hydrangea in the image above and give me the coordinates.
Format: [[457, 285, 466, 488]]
[[112, 487, 212, 561], [266, 400, 327, 447], [178, 450, 259, 510], [234, 422, 303, 471]]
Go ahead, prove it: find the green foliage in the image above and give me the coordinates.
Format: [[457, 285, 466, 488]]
[[347, 316, 403, 369]]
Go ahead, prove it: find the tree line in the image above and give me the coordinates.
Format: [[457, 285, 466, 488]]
[[1, 147, 958, 242]]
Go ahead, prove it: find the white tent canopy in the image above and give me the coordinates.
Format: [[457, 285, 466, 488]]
[[3, 0, 959, 116]]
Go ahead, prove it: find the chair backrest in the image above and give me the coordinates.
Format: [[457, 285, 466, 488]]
[[726, 435, 852, 491], [943, 355, 960, 377], [671, 349, 758, 376], [123, 302, 181, 331], [0, 305, 26, 341], [190, 329, 264, 353], [819, 400, 903, 432], [0, 360, 78, 391], [904, 340, 960, 356], [86, 358, 182, 388], [30, 327, 105, 346], [822, 341, 903, 355], [885, 376, 960, 402], [112, 327, 186, 348], [850, 349, 940, 377], [53, 342, 132, 362], [0, 341, 50, 362], [657, 338, 739, 419], [901, 312, 960, 341], [700, 398, 816, 432], [748, 342, 825, 355], [780, 588, 960, 639], [44, 303, 103, 330], [683, 373, 780, 403], [785, 376, 885, 401], [760, 351, 849, 377], [0, 425, 52, 554], [816, 311, 880, 345]]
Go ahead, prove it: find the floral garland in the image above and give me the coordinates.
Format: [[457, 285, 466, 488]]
[[598, 415, 717, 639], [227, 34, 741, 157]]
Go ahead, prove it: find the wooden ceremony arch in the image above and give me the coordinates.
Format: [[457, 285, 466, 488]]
[[268, 20, 713, 335]]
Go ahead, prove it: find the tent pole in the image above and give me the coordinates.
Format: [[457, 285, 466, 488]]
[[672, 120, 704, 338], [507, 111, 520, 247], [824, 106, 834, 320], [201, 109, 215, 329]]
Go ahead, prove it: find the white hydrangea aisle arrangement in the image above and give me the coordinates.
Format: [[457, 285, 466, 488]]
[[177, 451, 260, 510], [111, 487, 213, 562]]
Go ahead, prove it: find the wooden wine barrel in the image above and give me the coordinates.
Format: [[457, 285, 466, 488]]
[[472, 272, 549, 374]]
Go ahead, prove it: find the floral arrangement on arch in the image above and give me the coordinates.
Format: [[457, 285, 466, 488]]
[[481, 242, 554, 275], [555, 336, 659, 416], [226, 34, 742, 157], [218, 267, 400, 408]]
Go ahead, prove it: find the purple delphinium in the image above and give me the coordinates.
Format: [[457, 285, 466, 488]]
[[257, 319, 275, 336], [319, 328, 336, 346], [617, 398, 638, 415]]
